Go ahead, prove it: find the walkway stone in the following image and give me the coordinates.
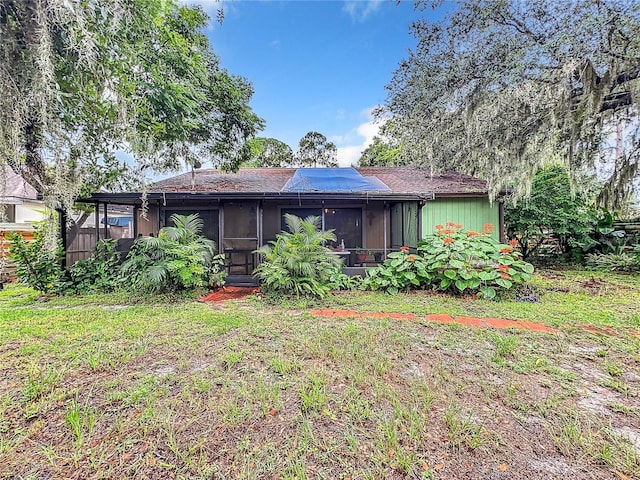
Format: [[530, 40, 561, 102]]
[[309, 308, 557, 334]]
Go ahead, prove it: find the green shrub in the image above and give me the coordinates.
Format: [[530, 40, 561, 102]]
[[120, 213, 225, 293], [504, 166, 597, 260], [253, 214, 345, 299], [7, 225, 67, 295], [586, 249, 640, 272], [67, 240, 121, 294], [360, 247, 432, 294], [363, 223, 534, 299]]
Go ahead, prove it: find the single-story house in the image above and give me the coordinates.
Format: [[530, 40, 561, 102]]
[[83, 167, 504, 285]]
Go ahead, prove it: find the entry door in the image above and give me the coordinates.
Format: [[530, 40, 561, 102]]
[[222, 202, 260, 275]]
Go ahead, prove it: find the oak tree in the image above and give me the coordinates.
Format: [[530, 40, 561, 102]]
[[0, 0, 263, 216], [383, 0, 640, 207]]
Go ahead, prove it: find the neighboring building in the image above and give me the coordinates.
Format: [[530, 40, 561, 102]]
[[0, 166, 46, 225], [85, 167, 503, 284]]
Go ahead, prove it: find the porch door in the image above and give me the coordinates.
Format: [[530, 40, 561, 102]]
[[222, 202, 260, 275], [323, 208, 363, 250], [391, 202, 419, 249]]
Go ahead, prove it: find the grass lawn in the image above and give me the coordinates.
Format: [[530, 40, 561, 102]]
[[1, 269, 639, 479]]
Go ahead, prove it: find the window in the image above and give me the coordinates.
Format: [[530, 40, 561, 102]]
[[1, 204, 15, 223], [164, 208, 219, 246], [280, 207, 363, 250]]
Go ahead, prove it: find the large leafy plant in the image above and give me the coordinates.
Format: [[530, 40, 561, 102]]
[[363, 223, 534, 299], [67, 240, 122, 294], [360, 246, 431, 294], [419, 223, 534, 299], [7, 224, 66, 294], [253, 214, 345, 298], [120, 214, 225, 293]]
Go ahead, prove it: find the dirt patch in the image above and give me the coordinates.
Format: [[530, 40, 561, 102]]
[[200, 286, 259, 303], [310, 309, 558, 333]]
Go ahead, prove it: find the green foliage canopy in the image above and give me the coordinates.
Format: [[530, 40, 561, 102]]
[[383, 0, 640, 207], [245, 137, 294, 167], [0, 0, 264, 213], [358, 136, 402, 167], [296, 132, 338, 168]]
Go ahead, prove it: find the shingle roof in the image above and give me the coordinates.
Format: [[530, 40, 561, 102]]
[[1, 166, 39, 201], [150, 167, 489, 196], [150, 168, 295, 193]]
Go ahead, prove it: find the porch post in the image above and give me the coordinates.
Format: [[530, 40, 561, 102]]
[[383, 203, 388, 256], [133, 205, 139, 238], [94, 202, 100, 241], [103, 203, 108, 239]]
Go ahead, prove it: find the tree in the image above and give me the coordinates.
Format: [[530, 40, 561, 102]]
[[504, 166, 596, 259], [359, 119, 402, 167], [296, 132, 338, 168], [383, 0, 640, 207], [0, 0, 264, 218], [245, 137, 294, 167]]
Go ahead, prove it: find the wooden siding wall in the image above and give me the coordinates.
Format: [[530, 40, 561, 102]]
[[422, 198, 500, 240], [137, 206, 159, 236], [363, 203, 391, 249], [1, 228, 34, 282]]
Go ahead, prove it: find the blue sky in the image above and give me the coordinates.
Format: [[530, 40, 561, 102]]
[[189, 0, 446, 167]]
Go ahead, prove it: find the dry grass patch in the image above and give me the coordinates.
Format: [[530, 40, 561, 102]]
[[0, 271, 639, 479]]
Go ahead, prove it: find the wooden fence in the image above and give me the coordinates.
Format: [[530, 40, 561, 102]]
[[66, 228, 97, 265], [0, 227, 35, 283]]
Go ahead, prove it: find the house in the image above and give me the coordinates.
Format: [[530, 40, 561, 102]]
[[84, 167, 504, 284], [0, 166, 47, 225]]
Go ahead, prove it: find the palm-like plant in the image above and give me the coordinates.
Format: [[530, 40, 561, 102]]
[[254, 214, 345, 298], [121, 213, 224, 293]]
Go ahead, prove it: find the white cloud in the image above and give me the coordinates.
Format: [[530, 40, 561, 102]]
[[269, 39, 281, 48], [334, 108, 383, 167], [342, 0, 383, 22]]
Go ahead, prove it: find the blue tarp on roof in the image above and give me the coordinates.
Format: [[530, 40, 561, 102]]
[[101, 216, 132, 227], [282, 168, 390, 192]]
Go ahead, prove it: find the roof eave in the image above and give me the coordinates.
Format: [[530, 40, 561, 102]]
[[82, 191, 435, 204]]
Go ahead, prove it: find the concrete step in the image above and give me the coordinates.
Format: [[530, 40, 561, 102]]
[[225, 275, 259, 287]]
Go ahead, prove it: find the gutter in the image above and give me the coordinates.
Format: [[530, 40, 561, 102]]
[[81, 191, 437, 204]]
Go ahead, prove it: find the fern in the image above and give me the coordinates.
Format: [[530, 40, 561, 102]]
[[121, 213, 225, 293], [253, 214, 346, 299]]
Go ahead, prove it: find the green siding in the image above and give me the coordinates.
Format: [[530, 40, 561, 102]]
[[422, 198, 500, 240]]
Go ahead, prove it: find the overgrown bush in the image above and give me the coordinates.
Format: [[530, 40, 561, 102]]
[[120, 214, 225, 293], [504, 166, 596, 260], [363, 223, 534, 298], [7, 226, 67, 294], [586, 245, 640, 272], [253, 214, 346, 299], [66, 240, 121, 294]]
